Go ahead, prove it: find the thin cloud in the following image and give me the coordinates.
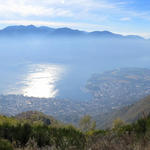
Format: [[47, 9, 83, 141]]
[[120, 17, 131, 21], [0, 0, 123, 18], [0, 1, 73, 17], [0, 0, 150, 36]]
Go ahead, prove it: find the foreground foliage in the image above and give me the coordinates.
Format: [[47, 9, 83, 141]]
[[0, 139, 14, 150], [1, 114, 150, 150]]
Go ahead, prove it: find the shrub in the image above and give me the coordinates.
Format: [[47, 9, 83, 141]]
[[32, 125, 51, 147], [0, 139, 14, 150]]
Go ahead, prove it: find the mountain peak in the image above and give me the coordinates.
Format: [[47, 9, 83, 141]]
[[0, 25, 145, 40]]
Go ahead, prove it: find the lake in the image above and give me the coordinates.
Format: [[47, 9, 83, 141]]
[[0, 37, 150, 100]]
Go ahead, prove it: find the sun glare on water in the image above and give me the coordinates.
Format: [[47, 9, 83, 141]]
[[6, 64, 65, 98], [22, 64, 65, 98]]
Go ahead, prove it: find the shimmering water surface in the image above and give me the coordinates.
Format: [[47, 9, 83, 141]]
[[4, 64, 66, 98]]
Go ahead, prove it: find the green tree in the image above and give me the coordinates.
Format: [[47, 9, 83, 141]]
[[79, 115, 96, 132], [113, 118, 125, 129]]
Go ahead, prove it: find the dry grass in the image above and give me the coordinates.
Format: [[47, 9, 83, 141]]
[[86, 132, 150, 150], [14, 137, 150, 150]]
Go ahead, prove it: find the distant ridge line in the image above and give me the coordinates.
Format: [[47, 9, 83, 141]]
[[0, 25, 145, 40]]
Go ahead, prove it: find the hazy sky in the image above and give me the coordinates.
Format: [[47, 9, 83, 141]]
[[0, 0, 150, 37]]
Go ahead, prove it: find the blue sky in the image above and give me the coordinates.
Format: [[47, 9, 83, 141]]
[[0, 0, 150, 37]]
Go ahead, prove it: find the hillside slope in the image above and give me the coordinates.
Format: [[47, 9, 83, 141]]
[[96, 95, 150, 129], [15, 111, 60, 126], [86, 68, 150, 110]]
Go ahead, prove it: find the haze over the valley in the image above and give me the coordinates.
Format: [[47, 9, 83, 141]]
[[0, 25, 149, 100]]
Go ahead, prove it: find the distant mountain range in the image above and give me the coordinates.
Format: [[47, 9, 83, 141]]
[[0, 25, 144, 40]]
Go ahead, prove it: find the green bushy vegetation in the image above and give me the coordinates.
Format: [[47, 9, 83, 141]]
[[87, 115, 150, 150], [1, 113, 150, 150], [0, 115, 86, 149], [0, 139, 14, 150]]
